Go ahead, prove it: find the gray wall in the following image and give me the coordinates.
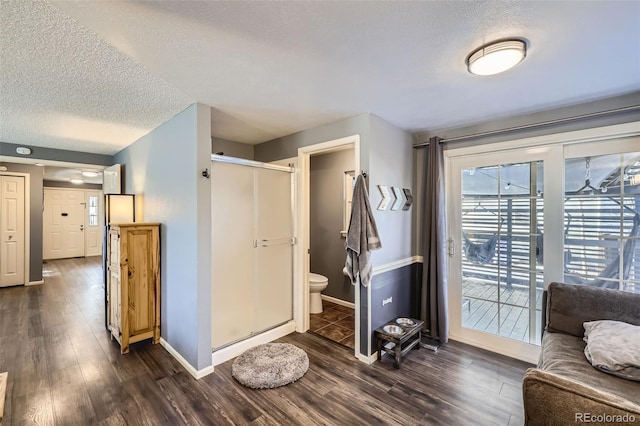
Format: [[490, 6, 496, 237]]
[[310, 149, 355, 303], [195, 104, 213, 371], [254, 113, 370, 174], [255, 112, 415, 266], [0, 162, 44, 282], [212, 137, 254, 160], [368, 115, 415, 265], [415, 91, 640, 148], [364, 115, 415, 355], [0, 142, 113, 165], [369, 263, 421, 353], [114, 103, 212, 371]]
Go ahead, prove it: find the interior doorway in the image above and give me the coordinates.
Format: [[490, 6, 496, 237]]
[[0, 174, 28, 287], [297, 134, 361, 359], [306, 148, 356, 350]]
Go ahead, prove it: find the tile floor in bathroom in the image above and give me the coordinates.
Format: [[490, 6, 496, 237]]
[[309, 300, 355, 349]]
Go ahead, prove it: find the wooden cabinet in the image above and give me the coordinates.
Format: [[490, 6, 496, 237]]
[[107, 223, 160, 354]]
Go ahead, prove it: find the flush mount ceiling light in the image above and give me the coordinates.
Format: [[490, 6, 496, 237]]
[[82, 170, 100, 177], [467, 39, 527, 76]]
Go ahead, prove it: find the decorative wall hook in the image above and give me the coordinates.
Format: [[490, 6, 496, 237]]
[[202, 168, 211, 179]]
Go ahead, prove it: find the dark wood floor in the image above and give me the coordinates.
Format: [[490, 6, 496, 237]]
[[0, 257, 532, 425]]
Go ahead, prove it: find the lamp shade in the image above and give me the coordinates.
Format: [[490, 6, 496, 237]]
[[105, 194, 135, 223], [467, 39, 527, 76]]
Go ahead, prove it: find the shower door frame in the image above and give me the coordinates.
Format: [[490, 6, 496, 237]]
[[210, 154, 296, 364]]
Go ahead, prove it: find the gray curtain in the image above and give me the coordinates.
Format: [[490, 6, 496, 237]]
[[421, 136, 449, 343]]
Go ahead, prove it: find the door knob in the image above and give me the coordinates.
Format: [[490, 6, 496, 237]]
[[8, 235, 12, 240], [80, 225, 84, 231]]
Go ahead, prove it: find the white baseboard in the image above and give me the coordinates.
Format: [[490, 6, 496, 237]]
[[159, 338, 214, 380], [356, 351, 378, 365], [321, 294, 355, 309], [212, 321, 296, 367], [26, 280, 44, 286]]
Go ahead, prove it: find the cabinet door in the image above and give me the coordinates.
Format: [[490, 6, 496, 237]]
[[109, 268, 121, 334], [108, 229, 121, 335], [126, 228, 156, 337]]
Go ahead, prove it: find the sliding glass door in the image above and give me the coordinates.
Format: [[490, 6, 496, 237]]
[[459, 160, 544, 345], [563, 150, 640, 293], [447, 136, 640, 359], [449, 149, 549, 356]]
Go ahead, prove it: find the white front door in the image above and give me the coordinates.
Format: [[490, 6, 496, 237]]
[[0, 175, 26, 287], [43, 188, 85, 259], [84, 191, 103, 257]]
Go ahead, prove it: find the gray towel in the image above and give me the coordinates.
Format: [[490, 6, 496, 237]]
[[345, 175, 381, 287]]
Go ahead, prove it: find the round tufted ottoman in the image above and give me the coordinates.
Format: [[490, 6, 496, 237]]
[[231, 343, 309, 389]]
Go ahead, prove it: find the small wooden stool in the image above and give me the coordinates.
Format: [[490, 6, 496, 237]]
[[375, 318, 424, 369]]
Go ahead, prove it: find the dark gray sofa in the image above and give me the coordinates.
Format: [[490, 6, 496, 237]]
[[523, 282, 640, 425]]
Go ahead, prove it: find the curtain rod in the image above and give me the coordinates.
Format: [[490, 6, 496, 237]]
[[413, 104, 640, 148]]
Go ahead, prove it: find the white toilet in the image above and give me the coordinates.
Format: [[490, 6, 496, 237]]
[[309, 273, 329, 314]]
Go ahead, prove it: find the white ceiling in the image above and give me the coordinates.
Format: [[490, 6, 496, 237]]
[[43, 165, 104, 185], [2, 1, 639, 154]]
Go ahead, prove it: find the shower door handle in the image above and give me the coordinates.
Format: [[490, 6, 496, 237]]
[[254, 238, 296, 247]]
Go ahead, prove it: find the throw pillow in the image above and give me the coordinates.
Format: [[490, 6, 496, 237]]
[[583, 320, 640, 381]]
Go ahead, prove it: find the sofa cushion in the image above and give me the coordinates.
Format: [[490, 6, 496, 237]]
[[523, 369, 640, 426], [584, 320, 640, 381], [539, 332, 640, 405], [546, 282, 640, 337]]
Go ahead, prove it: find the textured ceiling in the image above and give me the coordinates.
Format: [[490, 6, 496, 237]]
[[2, 1, 639, 153], [0, 1, 193, 155]]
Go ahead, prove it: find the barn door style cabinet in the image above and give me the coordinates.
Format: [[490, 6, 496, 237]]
[[107, 223, 160, 354]]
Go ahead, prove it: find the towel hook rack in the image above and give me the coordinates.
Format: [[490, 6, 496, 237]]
[[361, 170, 367, 178]]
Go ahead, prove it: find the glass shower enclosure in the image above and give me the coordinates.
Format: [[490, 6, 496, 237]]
[[211, 155, 294, 350]]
